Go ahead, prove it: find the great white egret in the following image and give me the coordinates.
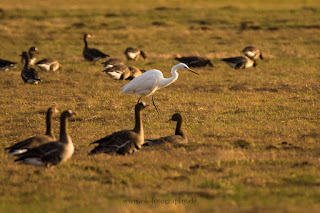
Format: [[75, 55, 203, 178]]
[[121, 63, 199, 113], [242, 46, 263, 60], [221, 56, 257, 69]]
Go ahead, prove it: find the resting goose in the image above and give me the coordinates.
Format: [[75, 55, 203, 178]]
[[127, 66, 143, 80], [35, 58, 61, 71], [175, 56, 213, 68], [21, 47, 38, 65], [124, 47, 147, 61], [89, 102, 148, 155], [83, 34, 109, 61], [0, 59, 16, 71], [242, 46, 263, 60], [144, 113, 187, 146], [103, 64, 131, 80], [14, 110, 76, 167], [101, 57, 123, 68], [5, 107, 59, 155], [221, 56, 256, 69], [20, 51, 41, 84]]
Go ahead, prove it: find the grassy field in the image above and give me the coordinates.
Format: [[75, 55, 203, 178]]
[[0, 0, 320, 212]]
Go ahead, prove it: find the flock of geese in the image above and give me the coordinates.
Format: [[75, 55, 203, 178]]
[[1, 33, 264, 167]]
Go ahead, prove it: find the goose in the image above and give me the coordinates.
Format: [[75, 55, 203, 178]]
[[221, 56, 256, 69], [0, 59, 17, 71], [89, 102, 148, 155], [83, 34, 109, 61], [175, 56, 213, 68], [20, 51, 41, 84], [35, 58, 61, 71], [101, 57, 123, 68], [242, 46, 263, 60], [5, 107, 59, 155], [124, 47, 147, 61], [102, 64, 131, 80], [21, 47, 38, 65], [14, 110, 76, 167], [127, 66, 144, 80], [144, 113, 187, 146]]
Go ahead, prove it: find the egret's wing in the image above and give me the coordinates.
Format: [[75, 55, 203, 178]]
[[121, 70, 163, 96]]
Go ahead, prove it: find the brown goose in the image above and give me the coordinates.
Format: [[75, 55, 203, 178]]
[[35, 58, 61, 71], [102, 64, 131, 80], [21, 47, 38, 65], [144, 113, 187, 146], [101, 57, 123, 68], [127, 66, 144, 80], [221, 56, 256, 69], [20, 51, 41, 84], [14, 110, 76, 167], [175, 56, 213, 68], [0, 59, 16, 71], [5, 107, 59, 155], [242, 46, 263, 60], [89, 102, 148, 155], [124, 47, 147, 61], [83, 34, 109, 61]]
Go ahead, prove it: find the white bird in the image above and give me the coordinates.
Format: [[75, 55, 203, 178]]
[[121, 63, 199, 113]]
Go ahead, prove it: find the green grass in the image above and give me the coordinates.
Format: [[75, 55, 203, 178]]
[[0, 0, 320, 212]]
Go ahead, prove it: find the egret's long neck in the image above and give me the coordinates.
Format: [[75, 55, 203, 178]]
[[158, 67, 179, 88]]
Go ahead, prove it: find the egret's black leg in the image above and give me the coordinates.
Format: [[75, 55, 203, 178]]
[[152, 96, 160, 114]]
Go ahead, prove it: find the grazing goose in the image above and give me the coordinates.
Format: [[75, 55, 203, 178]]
[[127, 66, 144, 80], [35, 58, 61, 71], [103, 64, 131, 80], [242, 46, 263, 60], [5, 107, 59, 155], [121, 63, 199, 114], [124, 47, 147, 61], [101, 57, 123, 68], [21, 47, 38, 65], [144, 113, 187, 146], [20, 51, 41, 84], [83, 34, 109, 62], [175, 56, 213, 68], [221, 56, 256, 69], [0, 59, 17, 71], [14, 110, 76, 167], [89, 102, 148, 155]]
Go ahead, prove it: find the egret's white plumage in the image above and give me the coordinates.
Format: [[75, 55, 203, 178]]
[[121, 63, 198, 112]]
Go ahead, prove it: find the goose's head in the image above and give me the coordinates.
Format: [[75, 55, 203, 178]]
[[61, 110, 76, 119], [48, 107, 60, 115], [84, 34, 92, 39], [29, 46, 38, 52], [135, 102, 149, 111], [169, 113, 182, 122], [19, 51, 29, 60]]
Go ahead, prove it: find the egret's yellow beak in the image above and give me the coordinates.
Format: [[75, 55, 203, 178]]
[[187, 67, 199, 75]]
